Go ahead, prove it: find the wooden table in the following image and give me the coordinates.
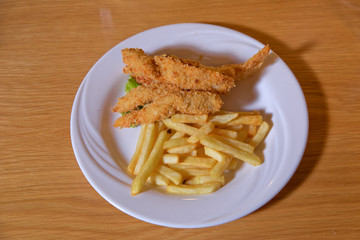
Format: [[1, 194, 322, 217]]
[[1, 0, 359, 239]]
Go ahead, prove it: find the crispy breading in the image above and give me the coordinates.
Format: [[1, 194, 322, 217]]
[[216, 45, 271, 80], [122, 45, 270, 94], [122, 48, 160, 81], [153, 55, 235, 93], [113, 83, 223, 128]]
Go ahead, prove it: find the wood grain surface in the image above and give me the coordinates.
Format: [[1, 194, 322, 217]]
[[1, 0, 359, 239]]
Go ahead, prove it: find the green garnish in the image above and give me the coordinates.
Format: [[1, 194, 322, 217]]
[[121, 111, 131, 116], [121, 77, 142, 128], [125, 76, 140, 93]]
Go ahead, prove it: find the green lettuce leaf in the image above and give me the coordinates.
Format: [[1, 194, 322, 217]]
[[125, 76, 140, 93]]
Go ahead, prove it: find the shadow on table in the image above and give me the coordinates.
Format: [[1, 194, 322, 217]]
[[204, 22, 328, 212]]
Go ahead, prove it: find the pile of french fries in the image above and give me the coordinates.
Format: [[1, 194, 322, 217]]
[[128, 111, 270, 195]]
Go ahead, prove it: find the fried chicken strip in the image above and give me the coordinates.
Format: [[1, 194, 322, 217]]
[[121, 45, 270, 93], [113, 84, 223, 128]]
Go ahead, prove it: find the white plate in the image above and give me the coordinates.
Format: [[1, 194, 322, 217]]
[[70, 23, 308, 228]]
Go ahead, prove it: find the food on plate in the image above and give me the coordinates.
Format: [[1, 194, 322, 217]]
[[112, 83, 222, 128], [112, 46, 272, 195], [122, 45, 270, 93], [128, 111, 270, 195]]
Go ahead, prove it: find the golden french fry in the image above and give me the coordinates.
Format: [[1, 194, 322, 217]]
[[170, 131, 186, 139], [168, 165, 210, 177], [185, 175, 225, 185], [226, 158, 238, 170], [158, 121, 166, 132], [148, 172, 170, 186], [180, 156, 217, 168], [208, 113, 238, 124], [167, 144, 197, 154], [196, 147, 206, 157], [214, 110, 234, 115], [227, 115, 263, 126], [162, 154, 180, 164], [210, 157, 232, 178], [167, 163, 202, 169], [191, 123, 205, 128], [238, 111, 259, 115], [158, 165, 183, 185], [187, 122, 215, 144], [131, 130, 171, 195], [163, 137, 188, 149], [212, 128, 238, 139], [222, 125, 244, 132], [127, 124, 147, 174], [189, 149, 197, 156], [163, 119, 198, 135], [248, 125, 257, 137], [167, 182, 222, 194], [237, 127, 248, 142], [171, 114, 208, 123], [200, 135, 262, 166], [134, 123, 157, 175], [211, 134, 255, 153], [249, 121, 270, 148], [204, 146, 228, 162]]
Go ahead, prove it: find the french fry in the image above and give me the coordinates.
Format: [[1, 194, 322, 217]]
[[208, 113, 238, 124], [217, 125, 244, 131], [215, 110, 234, 115], [189, 149, 197, 156], [237, 127, 248, 142], [170, 131, 186, 139], [204, 146, 228, 162], [134, 123, 157, 175], [248, 125, 257, 137], [167, 165, 210, 177], [226, 158, 238, 170], [148, 172, 170, 186], [187, 122, 215, 144], [180, 156, 217, 168], [127, 124, 147, 174], [167, 182, 222, 194], [212, 128, 238, 139], [211, 134, 255, 153], [196, 147, 206, 157], [249, 121, 270, 148], [227, 115, 263, 126], [163, 119, 198, 135], [167, 144, 197, 154], [181, 168, 210, 177], [171, 114, 208, 123], [163, 137, 188, 149], [167, 163, 202, 169], [200, 135, 262, 166], [158, 121, 166, 132], [230, 111, 260, 116], [185, 175, 225, 185], [162, 154, 180, 164], [191, 123, 205, 128], [131, 130, 171, 195], [158, 165, 183, 185], [210, 157, 232, 178]]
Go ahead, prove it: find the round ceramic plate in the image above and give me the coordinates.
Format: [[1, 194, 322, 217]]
[[70, 23, 308, 228]]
